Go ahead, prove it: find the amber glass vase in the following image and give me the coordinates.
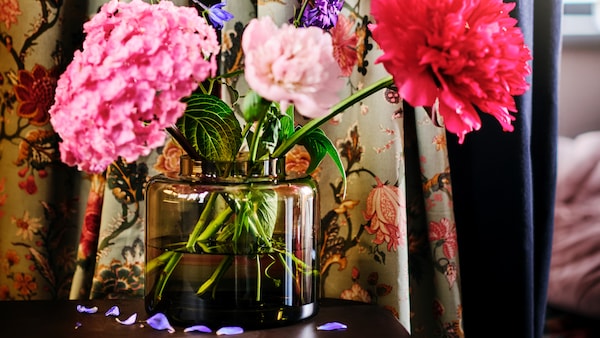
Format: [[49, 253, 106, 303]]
[[144, 155, 320, 329]]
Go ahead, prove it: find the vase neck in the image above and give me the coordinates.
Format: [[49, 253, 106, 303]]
[[179, 154, 286, 180]]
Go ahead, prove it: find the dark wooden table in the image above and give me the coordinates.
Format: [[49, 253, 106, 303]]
[[0, 298, 410, 337]]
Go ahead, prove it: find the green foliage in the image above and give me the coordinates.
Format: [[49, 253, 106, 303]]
[[177, 94, 243, 162], [299, 128, 347, 191], [241, 90, 270, 123]]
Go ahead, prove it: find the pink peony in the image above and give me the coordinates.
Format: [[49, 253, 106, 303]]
[[242, 16, 344, 119], [370, 0, 532, 143], [49, 0, 219, 173]]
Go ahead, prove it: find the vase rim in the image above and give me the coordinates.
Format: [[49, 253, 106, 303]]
[[179, 154, 286, 180]]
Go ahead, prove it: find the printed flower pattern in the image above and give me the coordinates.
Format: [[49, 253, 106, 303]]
[[12, 210, 42, 241], [429, 217, 458, 260], [13, 64, 56, 126], [363, 177, 406, 251], [12, 272, 37, 298], [285, 145, 322, 179], [429, 217, 459, 289], [0, 0, 21, 30], [91, 258, 144, 299], [154, 140, 184, 176], [330, 14, 359, 76]]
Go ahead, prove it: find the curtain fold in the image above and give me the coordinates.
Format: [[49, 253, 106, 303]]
[[447, 0, 561, 336]]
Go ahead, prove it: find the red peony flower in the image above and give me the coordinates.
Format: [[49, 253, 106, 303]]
[[369, 0, 532, 143]]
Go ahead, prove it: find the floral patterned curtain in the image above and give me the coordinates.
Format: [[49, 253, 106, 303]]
[[0, 1, 559, 337], [0, 0, 93, 301]]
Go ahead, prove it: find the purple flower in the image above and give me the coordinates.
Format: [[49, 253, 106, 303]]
[[301, 0, 344, 29], [193, 0, 234, 29]]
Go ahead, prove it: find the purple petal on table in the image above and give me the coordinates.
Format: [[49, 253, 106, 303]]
[[184, 325, 212, 333], [216, 326, 244, 335], [317, 321, 348, 331], [74, 322, 82, 329], [146, 313, 175, 333], [105, 305, 120, 317], [76, 305, 98, 314], [116, 313, 137, 325]]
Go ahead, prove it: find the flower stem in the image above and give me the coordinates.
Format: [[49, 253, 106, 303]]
[[196, 255, 234, 296], [271, 75, 394, 158], [153, 251, 183, 302], [185, 193, 218, 251]]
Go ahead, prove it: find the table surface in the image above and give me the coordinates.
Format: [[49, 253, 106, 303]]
[[0, 298, 410, 337]]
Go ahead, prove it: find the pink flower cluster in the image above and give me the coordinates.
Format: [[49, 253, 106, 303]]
[[49, 0, 219, 173], [242, 16, 344, 119], [370, 0, 532, 143]]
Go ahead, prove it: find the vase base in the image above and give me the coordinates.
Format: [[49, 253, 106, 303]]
[[146, 297, 318, 329]]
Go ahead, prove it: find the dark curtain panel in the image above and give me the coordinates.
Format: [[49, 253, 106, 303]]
[[447, 0, 561, 337]]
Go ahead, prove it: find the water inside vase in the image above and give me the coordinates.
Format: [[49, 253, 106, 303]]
[[145, 237, 318, 328]]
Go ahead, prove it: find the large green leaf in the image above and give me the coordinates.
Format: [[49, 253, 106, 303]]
[[177, 94, 242, 162], [300, 128, 347, 194]]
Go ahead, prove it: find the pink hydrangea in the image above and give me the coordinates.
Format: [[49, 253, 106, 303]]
[[49, 0, 219, 173], [242, 16, 344, 119], [370, 0, 532, 143]]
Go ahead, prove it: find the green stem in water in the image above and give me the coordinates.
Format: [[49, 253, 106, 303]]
[[196, 255, 234, 296], [185, 194, 216, 251], [153, 251, 183, 302], [146, 250, 178, 274], [255, 255, 262, 302], [197, 206, 234, 242], [272, 75, 394, 158]]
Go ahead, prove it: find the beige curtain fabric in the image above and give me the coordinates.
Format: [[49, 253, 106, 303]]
[[0, 1, 463, 336]]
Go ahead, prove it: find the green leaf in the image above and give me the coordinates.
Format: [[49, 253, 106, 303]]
[[278, 112, 295, 141], [300, 128, 347, 194], [251, 189, 277, 239], [177, 94, 242, 162], [258, 113, 281, 155]]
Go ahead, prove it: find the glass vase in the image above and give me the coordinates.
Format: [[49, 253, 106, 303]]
[[144, 155, 320, 329]]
